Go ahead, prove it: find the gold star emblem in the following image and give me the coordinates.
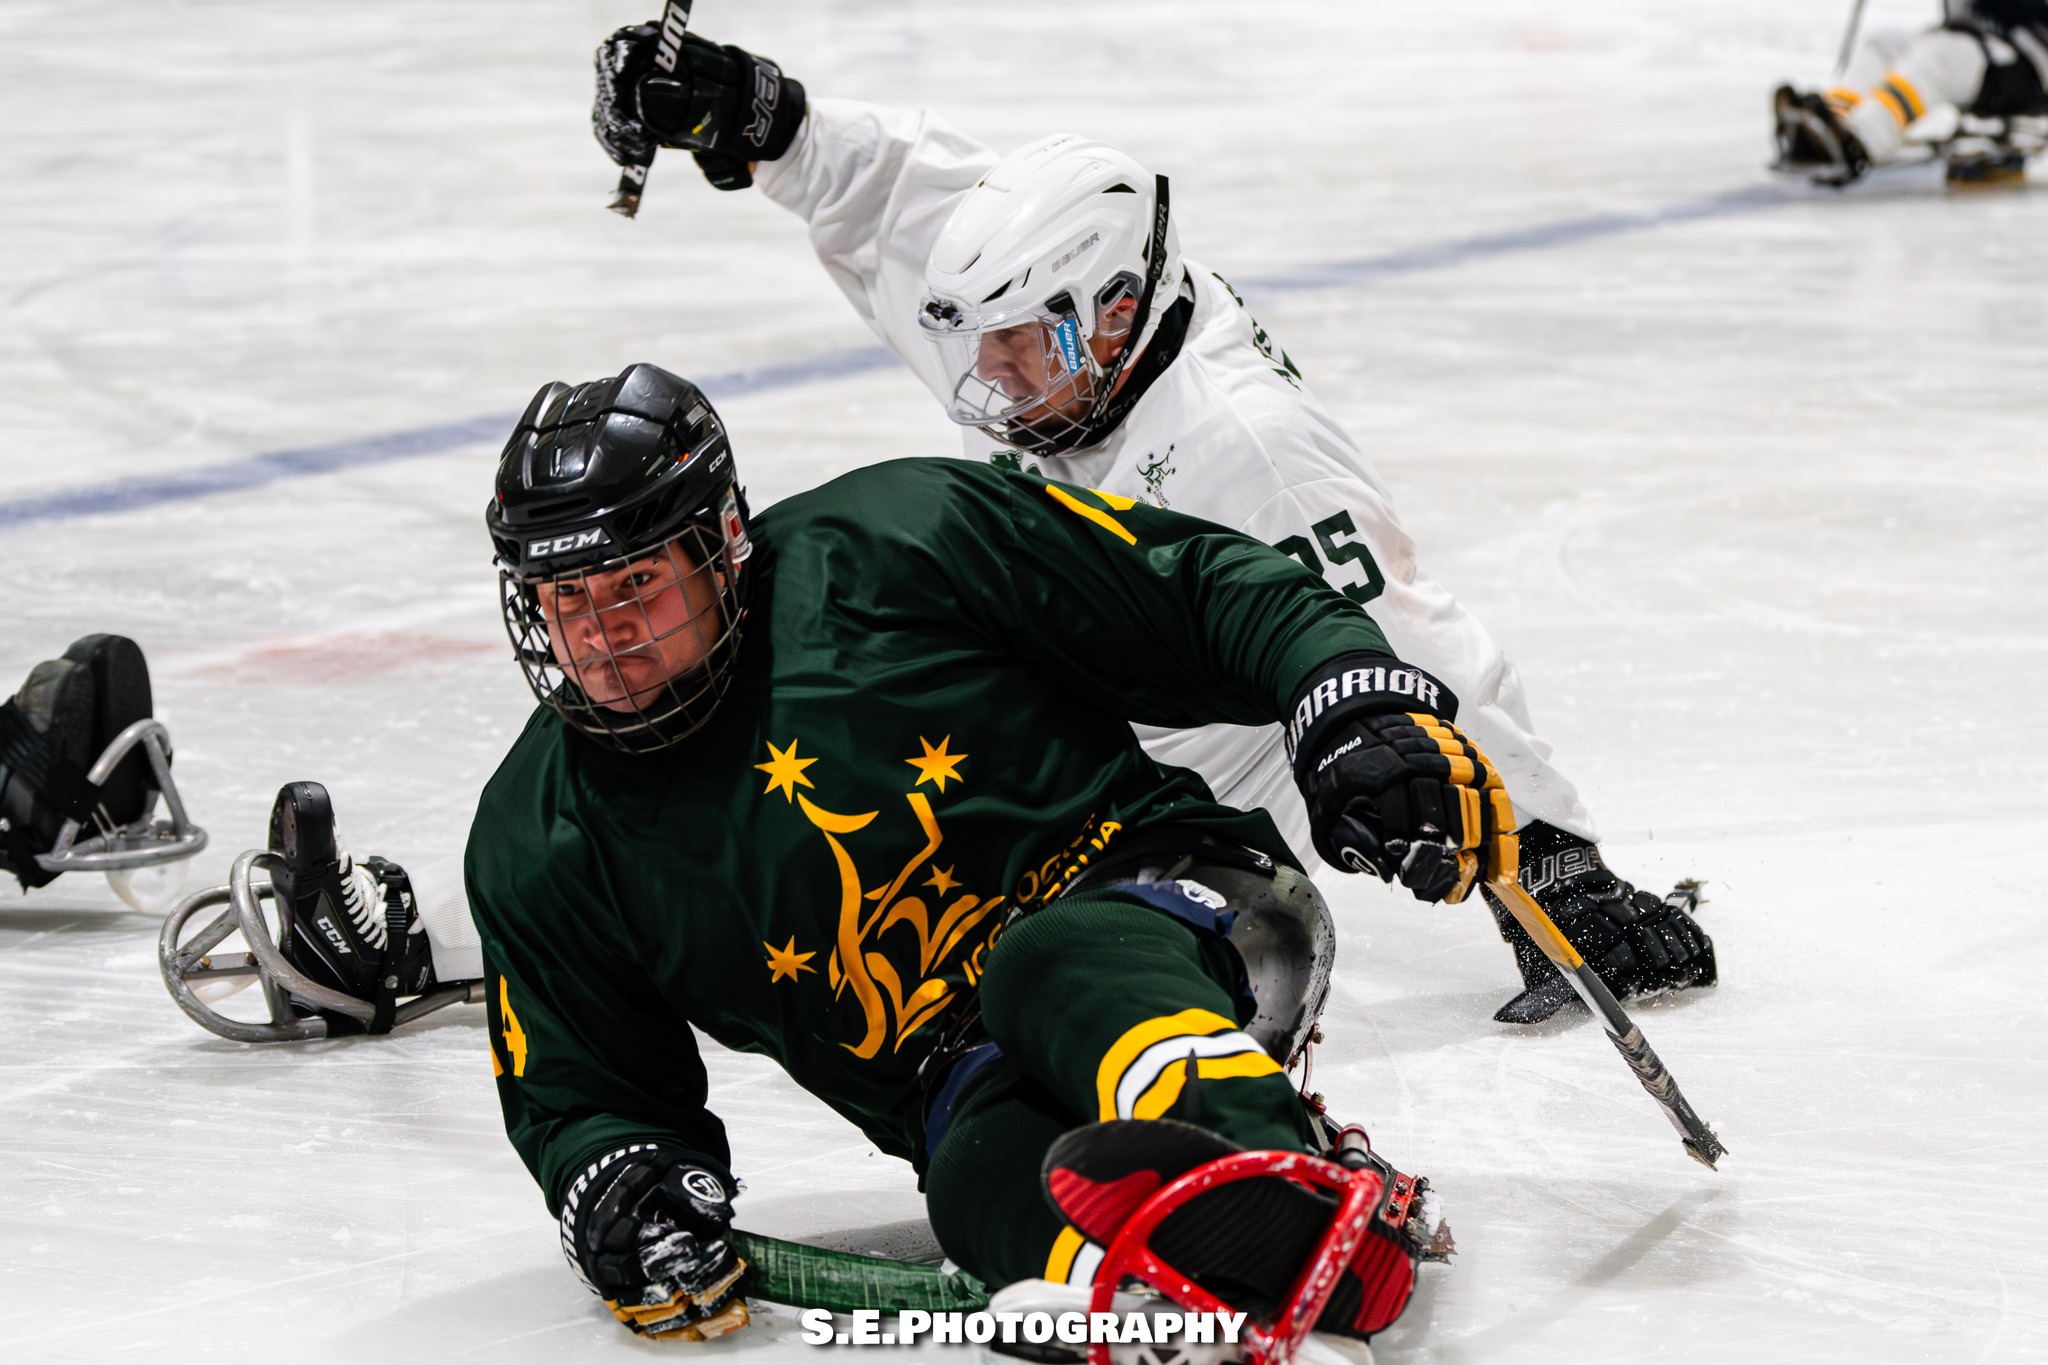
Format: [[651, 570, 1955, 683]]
[[904, 736, 968, 792], [763, 936, 816, 984], [924, 865, 961, 896], [756, 738, 818, 802]]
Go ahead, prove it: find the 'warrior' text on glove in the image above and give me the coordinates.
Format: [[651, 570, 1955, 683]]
[[1288, 653, 1517, 903]]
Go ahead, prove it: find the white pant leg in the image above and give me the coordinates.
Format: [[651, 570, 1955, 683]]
[[1845, 28, 1989, 162], [396, 848, 483, 983]]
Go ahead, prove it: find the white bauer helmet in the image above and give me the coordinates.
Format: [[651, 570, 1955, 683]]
[[918, 134, 1183, 457]]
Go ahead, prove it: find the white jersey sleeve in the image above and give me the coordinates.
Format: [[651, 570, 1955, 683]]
[[753, 99, 997, 404]]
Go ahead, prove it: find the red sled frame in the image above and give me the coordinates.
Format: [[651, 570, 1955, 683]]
[[1086, 1150, 1384, 1365]]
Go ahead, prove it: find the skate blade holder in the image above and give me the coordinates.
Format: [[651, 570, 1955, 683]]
[[33, 718, 207, 910], [1087, 1151, 1383, 1365], [159, 848, 482, 1043]]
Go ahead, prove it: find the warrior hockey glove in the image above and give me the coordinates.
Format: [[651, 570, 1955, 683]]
[[559, 1144, 749, 1340], [591, 24, 806, 192], [1491, 821, 1717, 1024], [1288, 653, 1516, 904]]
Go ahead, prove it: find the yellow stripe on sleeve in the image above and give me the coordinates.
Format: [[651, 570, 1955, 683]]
[[1045, 484, 1138, 545]]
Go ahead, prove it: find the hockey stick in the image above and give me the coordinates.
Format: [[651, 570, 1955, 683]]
[[609, 0, 696, 218], [730, 1230, 989, 1314], [1833, 0, 1869, 80], [1482, 878, 1727, 1170]]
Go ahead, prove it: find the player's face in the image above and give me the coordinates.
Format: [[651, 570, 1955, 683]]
[[975, 322, 1078, 407], [537, 539, 723, 712], [972, 300, 1137, 427]]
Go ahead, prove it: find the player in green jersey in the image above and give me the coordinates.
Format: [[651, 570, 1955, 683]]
[[467, 363, 1514, 1348]]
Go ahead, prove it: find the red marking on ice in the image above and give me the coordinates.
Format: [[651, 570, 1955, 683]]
[[175, 632, 501, 685]]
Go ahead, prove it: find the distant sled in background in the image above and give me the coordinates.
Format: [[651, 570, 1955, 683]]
[[1773, 1, 2048, 191], [0, 634, 207, 911]]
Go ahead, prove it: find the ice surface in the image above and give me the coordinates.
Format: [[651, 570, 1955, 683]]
[[2, 0, 2045, 1360]]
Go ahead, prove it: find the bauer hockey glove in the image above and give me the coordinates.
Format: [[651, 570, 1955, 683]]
[[1288, 653, 1517, 904], [591, 24, 806, 191], [1490, 820, 1717, 1022], [559, 1144, 750, 1340]]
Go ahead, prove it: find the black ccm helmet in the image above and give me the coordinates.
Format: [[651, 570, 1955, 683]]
[[487, 364, 753, 753]]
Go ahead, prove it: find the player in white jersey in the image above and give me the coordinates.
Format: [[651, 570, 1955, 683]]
[[587, 22, 1714, 1023], [1775, 0, 2048, 187]]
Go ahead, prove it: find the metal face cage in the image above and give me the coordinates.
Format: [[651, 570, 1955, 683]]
[[499, 510, 750, 754], [920, 297, 1105, 441]]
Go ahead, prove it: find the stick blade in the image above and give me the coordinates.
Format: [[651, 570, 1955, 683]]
[[1684, 1131, 1727, 1170]]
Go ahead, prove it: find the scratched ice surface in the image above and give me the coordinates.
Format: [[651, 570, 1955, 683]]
[[1, 0, 2044, 1360]]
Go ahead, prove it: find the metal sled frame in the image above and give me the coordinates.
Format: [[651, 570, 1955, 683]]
[[159, 848, 482, 1043], [33, 717, 207, 875], [1087, 1151, 1382, 1365]]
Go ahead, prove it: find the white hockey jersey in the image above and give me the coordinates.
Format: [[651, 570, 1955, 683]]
[[756, 99, 1596, 861]]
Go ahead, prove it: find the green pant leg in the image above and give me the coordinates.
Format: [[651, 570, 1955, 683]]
[[979, 890, 1314, 1154], [923, 1061, 1076, 1289]]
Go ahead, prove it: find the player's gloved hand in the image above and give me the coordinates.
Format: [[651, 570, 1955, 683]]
[[590, 23, 806, 192], [593, 24, 661, 177], [559, 1143, 750, 1339], [1287, 652, 1517, 904], [1491, 821, 1717, 1023]]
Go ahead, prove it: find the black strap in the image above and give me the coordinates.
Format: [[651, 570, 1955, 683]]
[[0, 700, 104, 825], [365, 862, 413, 1035]]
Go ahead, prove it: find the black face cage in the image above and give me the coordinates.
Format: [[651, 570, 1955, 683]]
[[498, 517, 749, 754]]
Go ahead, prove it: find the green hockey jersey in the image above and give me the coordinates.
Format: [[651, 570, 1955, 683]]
[[468, 458, 1390, 1208]]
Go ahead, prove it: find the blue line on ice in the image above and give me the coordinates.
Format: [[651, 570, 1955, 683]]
[[0, 182, 1790, 534]]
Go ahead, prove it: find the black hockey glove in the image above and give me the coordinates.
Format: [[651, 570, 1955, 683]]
[[1490, 821, 1718, 1024], [591, 23, 806, 192], [593, 24, 661, 178], [1288, 653, 1517, 904], [560, 1144, 749, 1339]]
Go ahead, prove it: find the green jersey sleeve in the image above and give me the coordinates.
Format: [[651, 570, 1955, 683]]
[[471, 751, 732, 1211], [864, 462, 1393, 732]]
